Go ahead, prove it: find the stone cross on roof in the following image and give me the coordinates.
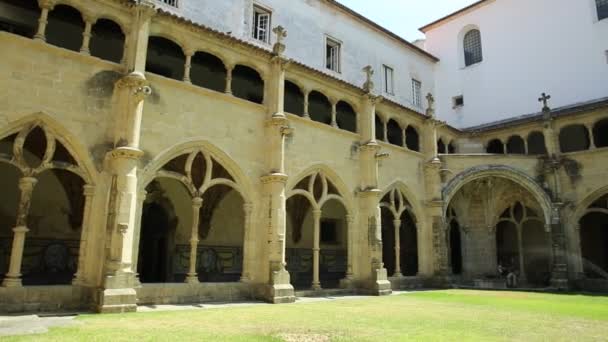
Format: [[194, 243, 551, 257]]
[[363, 66, 374, 93], [538, 92, 551, 112], [272, 26, 287, 56]]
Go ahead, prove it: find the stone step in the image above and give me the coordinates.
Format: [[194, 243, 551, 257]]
[[295, 288, 354, 298]]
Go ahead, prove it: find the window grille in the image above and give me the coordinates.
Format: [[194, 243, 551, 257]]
[[598, 0, 608, 20], [252, 6, 271, 43], [383, 65, 394, 95], [463, 29, 483, 66], [326, 38, 341, 72], [453, 96, 464, 108], [160, 0, 178, 8], [412, 79, 422, 108]]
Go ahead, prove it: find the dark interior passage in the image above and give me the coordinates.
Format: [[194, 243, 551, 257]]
[[232, 65, 264, 104], [580, 212, 608, 279], [191, 51, 226, 93], [0, 0, 40, 38], [90, 19, 124, 63], [46, 5, 84, 52], [146, 36, 185, 80]]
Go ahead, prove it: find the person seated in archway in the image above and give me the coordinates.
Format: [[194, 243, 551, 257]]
[[506, 266, 519, 288]]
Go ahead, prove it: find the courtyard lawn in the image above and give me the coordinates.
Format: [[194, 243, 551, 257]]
[[5, 290, 608, 341]]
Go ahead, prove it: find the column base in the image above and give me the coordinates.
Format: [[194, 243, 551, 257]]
[[2, 276, 22, 288], [185, 275, 199, 284], [371, 267, 392, 296], [311, 283, 322, 291], [97, 288, 137, 314], [340, 276, 355, 289], [264, 268, 295, 304]]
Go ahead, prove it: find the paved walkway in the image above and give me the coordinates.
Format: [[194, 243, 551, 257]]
[[0, 291, 412, 337]]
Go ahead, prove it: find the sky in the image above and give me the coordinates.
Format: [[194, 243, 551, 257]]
[[337, 0, 480, 41]]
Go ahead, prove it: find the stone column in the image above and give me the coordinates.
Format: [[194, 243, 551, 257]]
[[34, 0, 54, 42], [131, 189, 147, 285], [261, 29, 295, 303], [2, 177, 38, 288], [72, 185, 96, 286], [344, 214, 354, 281], [330, 98, 338, 128], [587, 124, 596, 149], [303, 89, 310, 119], [516, 225, 527, 283], [186, 197, 203, 284], [393, 219, 403, 277], [225, 65, 234, 95], [402, 128, 407, 148], [240, 203, 253, 282], [382, 121, 388, 142], [312, 209, 322, 290], [549, 207, 569, 289], [80, 15, 96, 55], [183, 49, 194, 84], [358, 86, 391, 295]]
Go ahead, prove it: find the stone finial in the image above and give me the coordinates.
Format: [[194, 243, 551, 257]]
[[362, 66, 374, 93], [272, 26, 287, 56], [539, 92, 551, 112], [426, 93, 435, 117]]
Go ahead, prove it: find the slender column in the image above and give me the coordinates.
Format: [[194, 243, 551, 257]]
[[183, 50, 194, 84], [240, 203, 253, 282], [34, 1, 54, 42], [186, 197, 203, 283], [303, 89, 310, 119], [330, 98, 338, 128], [72, 185, 96, 286], [131, 189, 147, 285], [383, 120, 388, 142], [80, 16, 95, 55], [517, 225, 526, 283], [225, 65, 234, 95], [345, 214, 354, 280], [393, 219, 403, 277], [312, 209, 322, 290], [402, 128, 407, 148], [2, 177, 38, 287], [587, 125, 596, 149], [524, 141, 529, 155], [503, 142, 508, 155]]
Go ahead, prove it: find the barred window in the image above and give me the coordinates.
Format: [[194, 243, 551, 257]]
[[598, 0, 608, 20], [411, 79, 422, 108], [463, 29, 483, 66], [160, 0, 178, 7]]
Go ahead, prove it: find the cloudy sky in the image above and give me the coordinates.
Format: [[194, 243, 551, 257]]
[[338, 0, 480, 40]]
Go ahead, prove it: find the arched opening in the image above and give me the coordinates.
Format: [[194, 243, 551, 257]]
[[496, 221, 519, 274], [463, 29, 483, 67], [286, 194, 312, 289], [190, 51, 227, 93], [406, 126, 420, 152], [284, 80, 304, 116], [437, 139, 446, 154], [145, 36, 185, 80], [308, 91, 332, 125], [232, 65, 264, 104], [0, 164, 21, 283], [527, 131, 547, 155], [46, 5, 84, 52], [386, 119, 403, 146], [448, 141, 456, 154], [486, 139, 504, 154], [506, 135, 525, 154], [580, 194, 608, 279], [22, 169, 84, 285], [522, 220, 551, 286], [449, 219, 463, 275], [559, 124, 590, 153], [593, 119, 608, 148], [336, 101, 357, 133], [138, 179, 182, 283], [0, 0, 41, 38], [90, 18, 124, 63], [380, 189, 418, 277], [375, 114, 384, 141]]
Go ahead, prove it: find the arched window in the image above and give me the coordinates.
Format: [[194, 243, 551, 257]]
[[486, 139, 504, 154], [0, 0, 41, 38], [593, 118, 608, 148], [506, 135, 525, 154], [448, 141, 456, 154], [90, 19, 124, 63], [146, 36, 185, 80], [231, 65, 264, 104], [559, 124, 590, 153], [463, 29, 483, 66], [190, 51, 227, 93], [46, 5, 84, 52], [437, 139, 446, 154], [284, 80, 304, 116], [336, 101, 357, 133], [308, 91, 332, 125], [386, 119, 403, 147], [375, 114, 384, 141], [527, 131, 547, 155], [405, 126, 420, 152]]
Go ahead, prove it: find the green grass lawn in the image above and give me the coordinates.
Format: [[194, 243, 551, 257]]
[[6, 290, 608, 341]]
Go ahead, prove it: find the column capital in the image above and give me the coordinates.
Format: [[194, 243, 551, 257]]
[[132, 0, 157, 19], [83, 184, 96, 197], [109, 146, 145, 160], [38, 0, 56, 10], [18, 177, 38, 190], [261, 173, 288, 184], [81, 12, 98, 25], [12, 226, 30, 234], [312, 208, 323, 218], [192, 196, 203, 208]]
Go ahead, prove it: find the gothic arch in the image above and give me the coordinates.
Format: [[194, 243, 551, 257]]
[[573, 186, 608, 224], [286, 165, 354, 213], [379, 181, 423, 224], [140, 140, 254, 204], [442, 165, 554, 227], [0, 113, 97, 185]]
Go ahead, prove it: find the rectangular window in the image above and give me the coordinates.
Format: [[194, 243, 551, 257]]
[[412, 79, 422, 108], [326, 37, 341, 73], [160, 0, 178, 7], [383, 65, 394, 95], [597, 0, 608, 20], [453, 95, 464, 108], [252, 6, 271, 43]]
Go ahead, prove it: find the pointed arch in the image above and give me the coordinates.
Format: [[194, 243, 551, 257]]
[[379, 181, 423, 224], [286, 164, 354, 213], [0, 112, 97, 185]]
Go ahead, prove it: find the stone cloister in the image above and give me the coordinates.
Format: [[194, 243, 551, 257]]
[[0, 0, 607, 313]]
